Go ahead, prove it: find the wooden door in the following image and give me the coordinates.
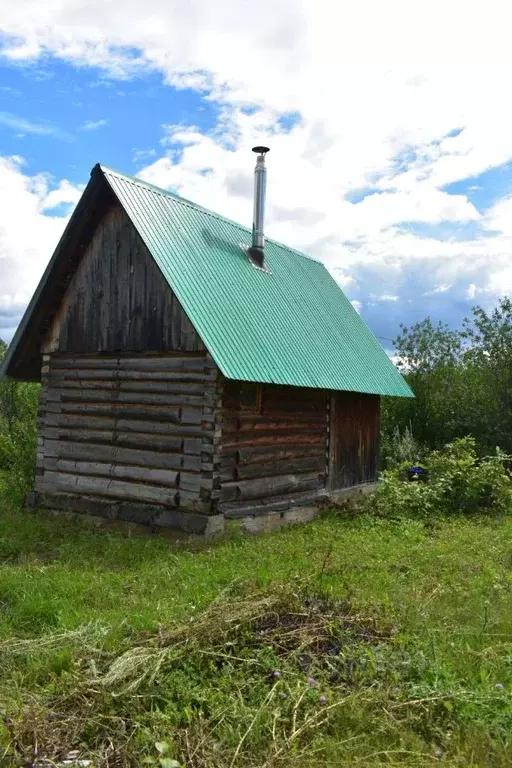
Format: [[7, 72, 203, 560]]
[[328, 392, 380, 490]]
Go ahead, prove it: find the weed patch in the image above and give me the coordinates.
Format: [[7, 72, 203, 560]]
[[1, 504, 512, 765]]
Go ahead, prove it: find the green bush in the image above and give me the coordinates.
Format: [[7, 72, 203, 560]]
[[381, 423, 422, 469], [0, 339, 40, 505], [383, 297, 512, 456], [367, 438, 512, 518]]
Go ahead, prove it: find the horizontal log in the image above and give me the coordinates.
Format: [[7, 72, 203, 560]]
[[43, 458, 178, 487], [223, 432, 326, 449], [47, 369, 213, 383], [45, 401, 203, 427], [46, 388, 205, 406], [236, 445, 326, 465], [221, 489, 322, 518], [42, 439, 190, 470], [179, 472, 203, 492], [183, 454, 202, 470], [181, 407, 203, 425], [37, 471, 177, 505], [45, 402, 184, 424], [228, 419, 326, 434], [43, 413, 206, 437], [236, 456, 326, 480], [34, 493, 216, 528], [42, 428, 183, 453], [178, 491, 211, 513], [220, 472, 323, 502], [45, 379, 206, 395], [50, 354, 209, 371], [183, 438, 204, 455]]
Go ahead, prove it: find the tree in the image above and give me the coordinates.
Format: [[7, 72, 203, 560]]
[[461, 298, 512, 452], [382, 298, 512, 459]]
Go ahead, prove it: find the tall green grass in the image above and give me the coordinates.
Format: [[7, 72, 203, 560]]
[[1, 503, 512, 766]]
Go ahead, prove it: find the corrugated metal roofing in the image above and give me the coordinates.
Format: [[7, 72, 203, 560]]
[[101, 165, 413, 397]]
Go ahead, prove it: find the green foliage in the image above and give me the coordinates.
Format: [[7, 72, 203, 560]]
[[381, 424, 421, 469], [383, 297, 512, 459], [368, 438, 512, 518], [1, 504, 512, 765], [0, 339, 39, 504]]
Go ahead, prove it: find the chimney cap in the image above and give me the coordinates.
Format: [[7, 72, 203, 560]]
[[252, 146, 270, 155]]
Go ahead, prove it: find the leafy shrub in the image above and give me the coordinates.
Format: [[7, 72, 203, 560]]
[[381, 424, 422, 469], [367, 438, 512, 518], [0, 340, 40, 505]]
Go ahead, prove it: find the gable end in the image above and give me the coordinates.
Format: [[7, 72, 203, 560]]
[[44, 203, 203, 355]]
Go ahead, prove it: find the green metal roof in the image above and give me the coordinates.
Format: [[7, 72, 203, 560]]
[[101, 166, 412, 397]]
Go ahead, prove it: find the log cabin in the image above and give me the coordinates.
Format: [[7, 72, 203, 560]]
[[1, 149, 413, 534]]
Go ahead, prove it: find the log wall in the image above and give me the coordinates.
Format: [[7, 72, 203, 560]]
[[218, 381, 329, 516], [35, 352, 220, 530]]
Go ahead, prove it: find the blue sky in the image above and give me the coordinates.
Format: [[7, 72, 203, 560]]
[[1, 0, 511, 351], [0, 59, 220, 183]]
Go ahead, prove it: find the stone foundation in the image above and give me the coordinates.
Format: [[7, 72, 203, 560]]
[[26, 483, 377, 539]]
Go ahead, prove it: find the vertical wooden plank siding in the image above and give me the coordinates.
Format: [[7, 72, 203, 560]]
[[328, 392, 380, 490], [35, 352, 219, 524], [219, 381, 329, 515], [44, 204, 203, 355]]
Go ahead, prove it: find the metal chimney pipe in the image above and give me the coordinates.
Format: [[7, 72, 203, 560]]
[[249, 146, 270, 267]]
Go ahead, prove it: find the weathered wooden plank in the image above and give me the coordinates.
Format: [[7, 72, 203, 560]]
[[178, 491, 211, 513], [45, 379, 206, 395], [183, 438, 204, 455], [235, 456, 325, 480], [36, 492, 216, 532], [44, 401, 186, 423], [37, 471, 177, 505], [181, 406, 203, 425], [221, 490, 321, 518], [220, 472, 323, 502], [46, 388, 205, 407], [236, 445, 326, 465], [42, 427, 183, 453], [50, 355, 209, 371], [43, 458, 178, 487], [182, 455, 202, 471], [47, 368, 212, 382], [44, 413, 206, 436], [223, 432, 326, 449], [43, 440, 184, 469], [179, 472, 202, 492], [234, 419, 326, 433]]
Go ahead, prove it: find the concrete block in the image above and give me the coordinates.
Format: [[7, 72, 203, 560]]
[[241, 504, 319, 534]]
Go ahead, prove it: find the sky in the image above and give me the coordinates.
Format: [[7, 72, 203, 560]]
[[1, 0, 512, 352]]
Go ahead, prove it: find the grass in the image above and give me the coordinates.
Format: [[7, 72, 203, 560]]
[[1, 503, 512, 766]]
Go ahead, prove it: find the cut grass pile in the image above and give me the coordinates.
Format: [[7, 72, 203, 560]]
[[0, 505, 512, 766]]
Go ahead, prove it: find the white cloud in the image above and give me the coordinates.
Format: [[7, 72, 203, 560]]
[[425, 284, 452, 295], [79, 117, 109, 131], [132, 147, 157, 164], [0, 111, 73, 140], [0, 156, 82, 339], [1, 0, 512, 340]]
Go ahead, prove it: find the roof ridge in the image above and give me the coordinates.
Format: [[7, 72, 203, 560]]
[[98, 163, 321, 264]]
